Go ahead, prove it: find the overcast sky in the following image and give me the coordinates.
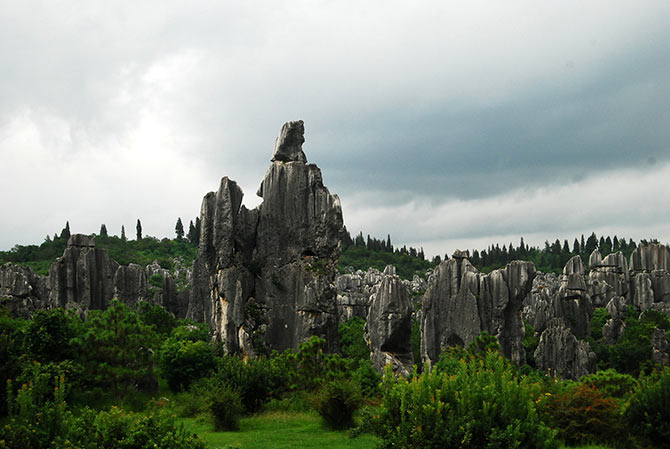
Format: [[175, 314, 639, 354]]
[[1, 1, 669, 257]]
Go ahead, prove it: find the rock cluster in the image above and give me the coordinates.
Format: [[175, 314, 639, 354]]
[[1, 235, 189, 319], [421, 253, 535, 367], [365, 265, 414, 376], [186, 120, 344, 355], [523, 243, 670, 379], [534, 318, 596, 380], [336, 267, 428, 323], [49, 235, 118, 313], [0, 263, 49, 318]]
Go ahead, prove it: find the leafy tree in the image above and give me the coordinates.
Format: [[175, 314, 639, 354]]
[[136, 219, 142, 240], [159, 339, 215, 391], [22, 308, 82, 363]]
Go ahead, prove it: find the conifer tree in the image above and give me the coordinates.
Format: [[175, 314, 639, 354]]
[[187, 220, 196, 244], [60, 221, 71, 240], [175, 218, 184, 240], [136, 219, 142, 240], [99, 224, 108, 237], [121, 225, 126, 241]]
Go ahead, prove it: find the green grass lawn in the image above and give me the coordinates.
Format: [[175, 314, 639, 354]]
[[179, 410, 615, 449], [180, 411, 379, 449]]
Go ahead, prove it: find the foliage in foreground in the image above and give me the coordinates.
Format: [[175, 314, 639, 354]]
[[361, 351, 558, 449], [0, 374, 205, 449], [624, 369, 670, 449], [311, 378, 364, 429]]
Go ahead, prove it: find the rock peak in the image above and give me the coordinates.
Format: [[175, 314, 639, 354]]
[[271, 120, 307, 163]]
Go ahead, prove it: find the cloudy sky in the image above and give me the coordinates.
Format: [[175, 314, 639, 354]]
[[1, 0, 669, 257]]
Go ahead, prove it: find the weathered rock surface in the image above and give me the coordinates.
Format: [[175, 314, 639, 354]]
[[522, 257, 592, 339], [0, 264, 49, 318], [421, 253, 535, 367], [187, 121, 344, 355], [630, 243, 670, 273], [366, 266, 414, 376], [589, 250, 629, 307], [49, 234, 119, 314], [534, 318, 595, 380]]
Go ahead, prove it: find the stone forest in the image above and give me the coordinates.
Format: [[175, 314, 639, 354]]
[[1, 121, 670, 448]]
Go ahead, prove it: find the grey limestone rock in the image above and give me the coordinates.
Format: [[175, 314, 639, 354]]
[[49, 234, 118, 314], [651, 327, 670, 366], [187, 121, 343, 355], [522, 257, 592, 339], [534, 318, 596, 380], [271, 120, 307, 163], [630, 243, 670, 273], [114, 263, 148, 306], [366, 266, 414, 376], [421, 254, 535, 367], [589, 250, 629, 307], [0, 263, 49, 318]]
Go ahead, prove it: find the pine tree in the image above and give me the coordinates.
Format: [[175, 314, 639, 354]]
[[187, 220, 196, 244], [136, 219, 142, 240], [121, 225, 126, 241], [573, 238, 580, 254], [175, 218, 184, 240], [100, 224, 108, 237], [60, 221, 71, 240]]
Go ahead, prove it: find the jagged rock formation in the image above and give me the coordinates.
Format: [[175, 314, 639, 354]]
[[421, 252, 535, 367], [589, 250, 629, 307], [365, 265, 414, 376], [187, 120, 344, 355], [49, 235, 119, 314], [628, 244, 670, 310], [0, 263, 49, 318], [534, 318, 596, 380], [336, 267, 429, 322], [1, 235, 188, 319]]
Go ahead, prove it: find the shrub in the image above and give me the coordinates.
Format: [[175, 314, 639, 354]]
[[159, 338, 216, 392], [1, 374, 205, 449], [624, 369, 670, 448], [208, 383, 244, 431], [212, 355, 285, 413], [311, 378, 364, 429], [351, 358, 382, 397], [363, 351, 558, 449], [540, 383, 624, 446], [339, 317, 368, 362], [580, 369, 637, 400]]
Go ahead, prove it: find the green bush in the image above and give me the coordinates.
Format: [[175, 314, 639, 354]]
[[580, 369, 637, 400], [212, 355, 285, 413], [311, 378, 364, 429], [208, 383, 244, 431], [539, 383, 625, 447], [363, 351, 558, 449], [339, 317, 368, 362], [159, 339, 216, 392], [624, 369, 670, 448], [79, 300, 159, 394]]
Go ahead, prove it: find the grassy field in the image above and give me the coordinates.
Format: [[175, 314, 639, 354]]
[[179, 410, 614, 449], [180, 411, 379, 449]]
